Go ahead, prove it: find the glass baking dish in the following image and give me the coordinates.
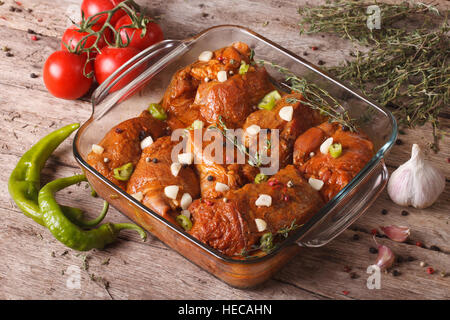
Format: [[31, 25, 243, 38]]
[[73, 25, 397, 288]]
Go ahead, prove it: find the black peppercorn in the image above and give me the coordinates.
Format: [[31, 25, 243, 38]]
[[392, 270, 401, 277], [401, 210, 409, 216], [395, 139, 403, 145], [381, 209, 388, 215], [5, 52, 13, 57], [396, 256, 404, 263], [350, 272, 358, 279], [207, 175, 214, 181], [341, 125, 349, 131], [115, 128, 124, 134], [152, 158, 158, 163], [430, 245, 441, 252], [318, 60, 325, 65], [407, 256, 415, 262], [352, 234, 360, 241], [369, 247, 378, 254], [139, 130, 147, 141], [30, 73, 38, 78]]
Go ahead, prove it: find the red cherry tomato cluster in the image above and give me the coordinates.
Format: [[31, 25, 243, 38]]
[[43, 0, 164, 100]]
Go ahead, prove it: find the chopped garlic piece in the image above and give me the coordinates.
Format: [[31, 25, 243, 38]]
[[308, 177, 324, 191], [164, 185, 179, 200], [198, 50, 213, 62], [171, 162, 182, 177], [255, 218, 267, 232], [246, 124, 261, 136], [180, 193, 192, 210], [255, 194, 272, 207], [217, 70, 227, 82], [279, 106, 293, 122], [178, 152, 194, 165], [132, 192, 143, 201], [140, 136, 153, 150], [181, 209, 191, 219], [320, 137, 333, 155], [91, 144, 104, 155], [215, 182, 230, 192]]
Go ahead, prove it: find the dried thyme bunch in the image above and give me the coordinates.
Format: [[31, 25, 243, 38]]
[[298, 1, 449, 151]]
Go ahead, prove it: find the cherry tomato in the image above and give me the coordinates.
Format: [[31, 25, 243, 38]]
[[43, 51, 93, 100], [81, 0, 126, 25], [61, 23, 113, 57], [115, 14, 164, 51], [94, 46, 144, 91]]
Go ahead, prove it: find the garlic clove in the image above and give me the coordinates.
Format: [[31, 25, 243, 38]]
[[380, 225, 410, 242], [375, 245, 395, 271], [387, 144, 445, 209]]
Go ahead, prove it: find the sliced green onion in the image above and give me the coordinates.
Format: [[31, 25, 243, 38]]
[[254, 173, 269, 184], [176, 214, 192, 231], [329, 143, 343, 158], [148, 103, 167, 121], [257, 90, 281, 110], [260, 232, 274, 252], [239, 61, 250, 75], [113, 162, 134, 181]]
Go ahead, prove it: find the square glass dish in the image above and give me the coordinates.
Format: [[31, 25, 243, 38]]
[[73, 25, 397, 288]]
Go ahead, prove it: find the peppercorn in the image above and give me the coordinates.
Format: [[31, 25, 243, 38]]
[[303, 52, 308, 56], [5, 52, 13, 57], [138, 130, 147, 140], [350, 272, 358, 279], [426, 267, 434, 274], [370, 228, 378, 235], [352, 234, 360, 241], [381, 209, 388, 215], [395, 139, 403, 145], [30, 73, 38, 78], [27, 29, 36, 34], [318, 60, 325, 65], [152, 158, 158, 163], [369, 247, 378, 254], [401, 210, 409, 216], [407, 256, 415, 262], [115, 128, 124, 134], [392, 270, 400, 277], [416, 241, 423, 247], [396, 256, 404, 263], [430, 245, 441, 251], [206, 175, 214, 181], [311, 46, 318, 51]]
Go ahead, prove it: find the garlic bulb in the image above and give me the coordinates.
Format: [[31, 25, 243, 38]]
[[387, 144, 445, 209]]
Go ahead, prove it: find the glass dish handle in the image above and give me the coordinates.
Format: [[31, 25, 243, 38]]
[[296, 159, 389, 247]]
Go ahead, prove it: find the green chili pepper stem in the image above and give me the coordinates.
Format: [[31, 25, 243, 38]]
[[38, 174, 146, 251], [63, 201, 109, 229], [112, 223, 147, 241], [8, 123, 80, 225]]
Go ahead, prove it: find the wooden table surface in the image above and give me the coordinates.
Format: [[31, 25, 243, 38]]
[[0, 0, 448, 300]]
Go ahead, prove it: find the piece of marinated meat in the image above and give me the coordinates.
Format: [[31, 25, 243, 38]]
[[243, 92, 323, 169], [87, 110, 167, 189], [187, 128, 259, 199], [192, 67, 275, 128], [188, 165, 324, 256], [293, 122, 374, 201], [127, 136, 200, 223], [162, 42, 273, 129]]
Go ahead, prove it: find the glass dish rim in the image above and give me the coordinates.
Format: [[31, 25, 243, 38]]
[[73, 24, 398, 265]]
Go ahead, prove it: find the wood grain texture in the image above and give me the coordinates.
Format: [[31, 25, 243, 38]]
[[0, 0, 448, 300]]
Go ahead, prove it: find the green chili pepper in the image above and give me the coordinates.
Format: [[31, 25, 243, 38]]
[[38, 174, 147, 251], [254, 173, 269, 184], [258, 90, 281, 110], [8, 123, 108, 228], [239, 61, 250, 75], [148, 103, 167, 121], [259, 232, 274, 252], [113, 162, 133, 181], [176, 214, 192, 231], [329, 143, 343, 158], [8, 124, 79, 225]]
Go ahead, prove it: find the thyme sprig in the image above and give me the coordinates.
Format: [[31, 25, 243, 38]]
[[208, 116, 262, 167], [298, 1, 449, 151], [258, 60, 358, 132]]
